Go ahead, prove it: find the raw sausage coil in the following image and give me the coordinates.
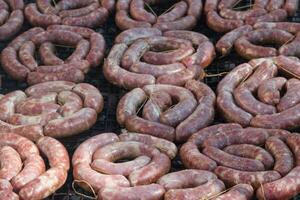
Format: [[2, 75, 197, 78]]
[[24, 0, 111, 28], [0, 132, 69, 200], [104, 29, 214, 89], [72, 132, 176, 200], [217, 56, 300, 129], [0, 0, 24, 41], [115, 0, 202, 31], [204, 0, 294, 33], [116, 80, 215, 142], [1, 26, 105, 83], [0, 81, 103, 140], [180, 123, 300, 199]]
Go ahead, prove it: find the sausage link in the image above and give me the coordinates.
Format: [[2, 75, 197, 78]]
[[275, 56, 300, 80], [86, 33, 105, 67], [254, 22, 300, 34], [130, 62, 186, 78], [158, 169, 217, 190], [92, 155, 151, 176], [0, 9, 9, 26], [142, 91, 172, 122], [286, 134, 300, 166], [143, 84, 197, 127], [24, 3, 61, 27], [130, 0, 156, 24], [47, 25, 94, 38], [216, 25, 253, 55], [214, 184, 253, 200], [186, 0, 202, 18], [115, 27, 162, 45], [204, 0, 218, 13], [55, 0, 93, 10], [72, 83, 103, 113], [0, 146, 22, 180], [277, 81, 300, 111], [245, 9, 287, 25], [39, 42, 64, 65], [206, 11, 243, 33], [153, 16, 197, 32], [156, 64, 202, 86], [257, 77, 287, 105], [8, 112, 61, 126], [164, 179, 225, 200], [121, 39, 150, 69], [32, 30, 82, 46], [220, 8, 267, 20], [182, 41, 215, 68], [0, 10, 23, 41], [99, 184, 165, 200], [117, 88, 147, 126], [119, 132, 177, 159], [256, 166, 300, 200], [203, 146, 265, 171], [175, 80, 215, 142], [18, 41, 37, 71], [36, 60, 90, 74], [265, 136, 294, 176], [0, 122, 44, 141], [57, 91, 83, 117], [11, 154, 45, 191], [36, 0, 58, 14], [224, 144, 274, 170], [1, 47, 30, 81], [279, 32, 300, 57], [44, 108, 97, 138], [116, 10, 151, 30], [157, 1, 188, 23], [0, 90, 26, 121], [125, 116, 175, 141], [58, 2, 99, 18], [215, 166, 281, 189], [65, 39, 90, 63], [27, 68, 85, 85]]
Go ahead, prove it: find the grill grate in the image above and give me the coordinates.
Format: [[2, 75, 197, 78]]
[[0, 0, 299, 199]]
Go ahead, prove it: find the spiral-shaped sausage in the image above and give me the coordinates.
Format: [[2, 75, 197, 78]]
[[104, 28, 215, 89], [1, 25, 105, 84], [0, 81, 103, 140], [115, 0, 202, 31], [24, 0, 112, 28], [116, 80, 215, 142], [205, 0, 296, 33], [72, 132, 177, 200], [180, 123, 300, 200], [0, 132, 69, 200], [216, 56, 300, 129]]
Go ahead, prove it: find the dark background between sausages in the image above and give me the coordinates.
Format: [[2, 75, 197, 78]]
[[0, 0, 300, 199]]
